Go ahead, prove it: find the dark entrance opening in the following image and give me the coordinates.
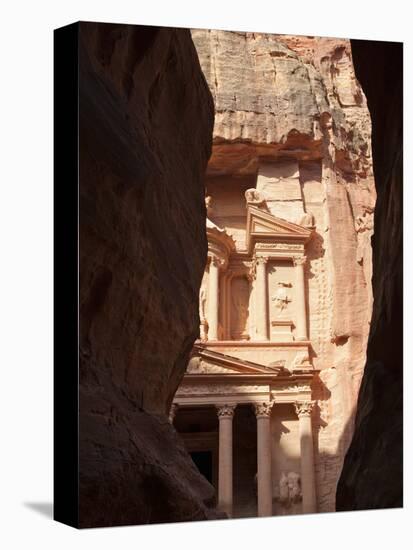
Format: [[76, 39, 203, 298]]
[[233, 404, 258, 518], [190, 451, 213, 484]]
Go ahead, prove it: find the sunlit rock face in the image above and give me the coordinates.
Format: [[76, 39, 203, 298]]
[[336, 40, 403, 511], [192, 30, 376, 512], [78, 22, 218, 527]]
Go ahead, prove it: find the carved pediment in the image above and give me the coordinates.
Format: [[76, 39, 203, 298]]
[[188, 346, 287, 376], [246, 205, 312, 252], [252, 220, 292, 235], [187, 358, 242, 375]]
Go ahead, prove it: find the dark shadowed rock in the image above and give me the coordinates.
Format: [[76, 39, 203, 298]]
[[77, 22, 219, 526], [336, 40, 403, 511]]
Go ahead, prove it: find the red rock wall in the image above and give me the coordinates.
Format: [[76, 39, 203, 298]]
[[191, 30, 376, 512], [336, 40, 403, 510], [78, 22, 220, 527]]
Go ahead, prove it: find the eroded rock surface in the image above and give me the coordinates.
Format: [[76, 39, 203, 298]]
[[336, 40, 403, 511], [78, 22, 218, 526], [192, 30, 376, 512]]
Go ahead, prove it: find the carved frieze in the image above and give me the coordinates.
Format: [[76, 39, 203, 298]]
[[176, 384, 263, 396], [276, 384, 312, 393], [255, 243, 304, 251]]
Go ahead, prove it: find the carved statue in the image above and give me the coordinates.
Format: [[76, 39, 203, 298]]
[[199, 319, 208, 342], [245, 188, 267, 208], [272, 282, 291, 314], [199, 279, 209, 341], [278, 471, 302, 508], [279, 472, 289, 504], [205, 195, 225, 232], [287, 471, 302, 504], [231, 278, 250, 339], [298, 211, 315, 229], [233, 297, 249, 337], [199, 285, 207, 320]]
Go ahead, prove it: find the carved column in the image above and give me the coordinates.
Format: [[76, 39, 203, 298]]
[[217, 404, 236, 517], [255, 256, 269, 341], [208, 256, 220, 341], [224, 272, 233, 340], [254, 401, 274, 517], [293, 256, 308, 341], [295, 401, 317, 514], [169, 403, 178, 424]]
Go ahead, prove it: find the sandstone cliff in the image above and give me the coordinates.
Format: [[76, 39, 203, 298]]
[[336, 40, 403, 510], [78, 22, 218, 527], [191, 30, 376, 512]]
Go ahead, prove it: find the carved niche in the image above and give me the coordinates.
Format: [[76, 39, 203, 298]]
[[230, 276, 251, 340]]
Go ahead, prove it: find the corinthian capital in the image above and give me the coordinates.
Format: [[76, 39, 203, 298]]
[[292, 256, 307, 267], [294, 400, 315, 417], [210, 255, 225, 269], [210, 255, 220, 268], [216, 404, 236, 419], [254, 401, 274, 418], [255, 256, 269, 266]]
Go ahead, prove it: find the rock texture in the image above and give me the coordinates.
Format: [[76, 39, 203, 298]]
[[336, 40, 403, 510], [78, 22, 219, 527], [191, 30, 376, 512]]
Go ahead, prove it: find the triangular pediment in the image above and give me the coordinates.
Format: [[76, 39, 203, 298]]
[[187, 346, 286, 376], [246, 206, 312, 251], [251, 219, 295, 235], [187, 358, 242, 375]]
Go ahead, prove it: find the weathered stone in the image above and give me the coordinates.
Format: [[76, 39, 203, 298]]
[[78, 22, 218, 527], [336, 40, 403, 511], [191, 30, 376, 512]]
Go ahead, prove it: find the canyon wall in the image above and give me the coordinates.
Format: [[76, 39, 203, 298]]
[[191, 30, 376, 512], [78, 22, 220, 527], [336, 40, 403, 510]]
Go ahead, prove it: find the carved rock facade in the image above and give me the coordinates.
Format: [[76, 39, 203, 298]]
[[181, 31, 376, 514]]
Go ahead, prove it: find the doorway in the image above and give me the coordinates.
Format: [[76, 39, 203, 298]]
[[190, 451, 213, 484]]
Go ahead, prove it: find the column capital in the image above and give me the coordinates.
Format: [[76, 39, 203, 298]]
[[295, 400, 315, 418], [216, 404, 237, 419], [209, 255, 222, 268], [254, 401, 274, 418], [169, 403, 178, 423], [292, 255, 307, 267], [255, 255, 270, 266]]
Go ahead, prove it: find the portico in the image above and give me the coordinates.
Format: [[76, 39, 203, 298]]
[[172, 346, 317, 517]]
